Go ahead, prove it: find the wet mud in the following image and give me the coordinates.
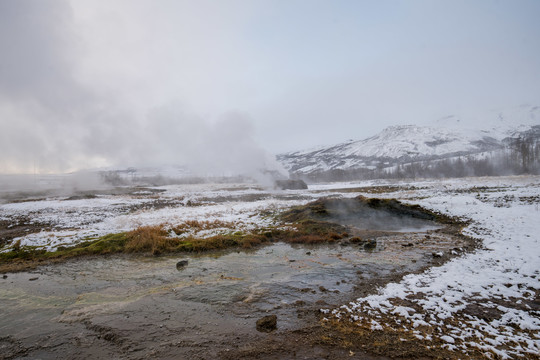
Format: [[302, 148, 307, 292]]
[[0, 226, 471, 359]]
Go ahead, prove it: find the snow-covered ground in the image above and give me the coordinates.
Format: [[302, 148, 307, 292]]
[[325, 176, 540, 358], [0, 184, 320, 251], [1, 175, 539, 358]]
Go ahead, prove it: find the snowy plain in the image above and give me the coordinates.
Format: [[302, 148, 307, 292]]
[[325, 176, 540, 358], [0, 183, 318, 251], [1, 175, 539, 358]]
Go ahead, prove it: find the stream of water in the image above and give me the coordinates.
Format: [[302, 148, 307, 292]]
[[0, 227, 468, 359]]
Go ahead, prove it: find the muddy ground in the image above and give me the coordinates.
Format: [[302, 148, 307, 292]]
[[0, 221, 473, 360]]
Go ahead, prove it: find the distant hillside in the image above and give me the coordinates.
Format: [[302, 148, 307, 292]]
[[277, 105, 540, 181]]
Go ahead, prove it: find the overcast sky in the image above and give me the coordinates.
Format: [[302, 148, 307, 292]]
[[1, 0, 539, 174]]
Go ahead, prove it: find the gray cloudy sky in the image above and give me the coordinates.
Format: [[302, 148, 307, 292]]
[[1, 0, 539, 174]]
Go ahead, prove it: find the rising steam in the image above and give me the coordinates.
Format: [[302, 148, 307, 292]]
[[0, 1, 285, 184]]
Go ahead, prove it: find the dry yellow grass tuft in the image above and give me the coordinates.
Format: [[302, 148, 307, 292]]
[[125, 225, 178, 255]]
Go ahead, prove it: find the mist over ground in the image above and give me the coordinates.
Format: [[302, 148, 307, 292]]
[[0, 1, 284, 179], [1, 0, 539, 182]]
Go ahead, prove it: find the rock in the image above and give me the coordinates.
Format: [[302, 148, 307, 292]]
[[256, 315, 277, 332], [176, 260, 189, 270], [350, 237, 377, 250], [2, 275, 7, 279], [66, 194, 97, 201], [363, 240, 377, 250], [274, 179, 308, 190]]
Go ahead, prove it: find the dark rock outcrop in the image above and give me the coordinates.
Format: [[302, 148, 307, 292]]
[[274, 179, 308, 190]]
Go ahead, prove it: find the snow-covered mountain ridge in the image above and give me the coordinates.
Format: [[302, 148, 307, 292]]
[[277, 105, 540, 176]]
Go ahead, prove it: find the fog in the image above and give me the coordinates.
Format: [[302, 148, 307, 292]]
[[1, 0, 539, 177], [0, 0, 284, 180]]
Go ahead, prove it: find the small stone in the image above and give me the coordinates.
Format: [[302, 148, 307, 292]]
[[256, 315, 277, 332], [305, 251, 311, 255], [29, 277, 39, 281], [2, 275, 7, 279], [363, 240, 377, 250], [176, 260, 189, 270]]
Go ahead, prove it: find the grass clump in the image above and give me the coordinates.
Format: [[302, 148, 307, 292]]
[[124, 225, 174, 255], [0, 233, 130, 272], [0, 225, 275, 272], [79, 233, 129, 254]]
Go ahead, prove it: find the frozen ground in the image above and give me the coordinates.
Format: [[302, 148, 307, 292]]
[[1, 175, 539, 358], [0, 184, 319, 252], [325, 176, 540, 358]]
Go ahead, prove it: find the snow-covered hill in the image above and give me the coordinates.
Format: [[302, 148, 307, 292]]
[[277, 105, 540, 176]]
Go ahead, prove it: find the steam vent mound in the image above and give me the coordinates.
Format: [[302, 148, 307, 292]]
[[282, 195, 448, 233], [275, 179, 308, 190]]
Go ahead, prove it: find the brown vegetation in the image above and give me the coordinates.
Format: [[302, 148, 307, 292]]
[[0, 195, 459, 273], [124, 225, 173, 255]]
